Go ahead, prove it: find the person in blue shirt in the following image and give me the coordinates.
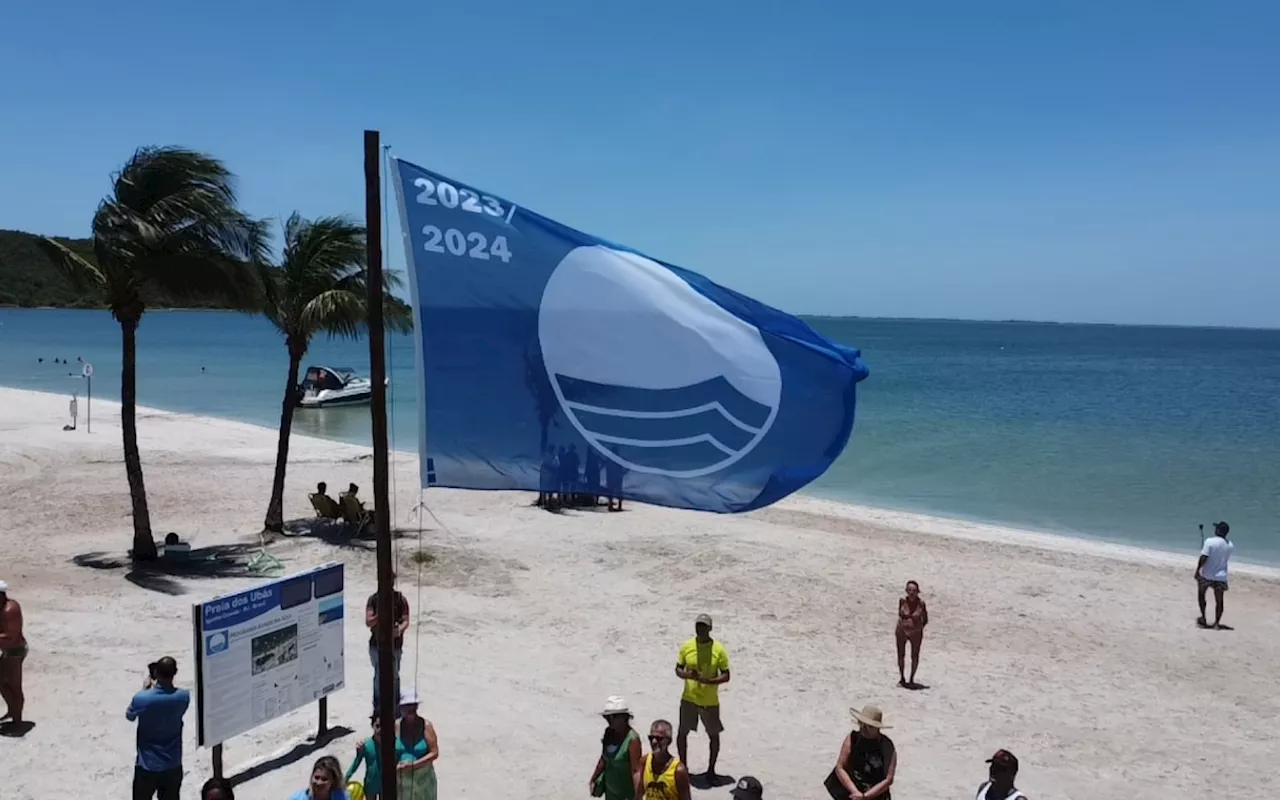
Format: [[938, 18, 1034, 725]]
[[126, 655, 190, 800]]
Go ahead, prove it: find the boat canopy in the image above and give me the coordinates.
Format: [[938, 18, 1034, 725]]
[[302, 365, 357, 390]]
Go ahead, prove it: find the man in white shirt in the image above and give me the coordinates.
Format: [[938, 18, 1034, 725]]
[[1196, 521, 1234, 629]]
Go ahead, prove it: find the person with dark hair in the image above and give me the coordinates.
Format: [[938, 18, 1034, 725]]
[[1196, 521, 1234, 629], [200, 776, 235, 800], [731, 776, 763, 800], [974, 749, 1027, 799], [589, 696, 642, 800], [346, 713, 385, 800], [342, 483, 367, 512], [0, 580, 27, 726], [365, 583, 410, 716], [126, 656, 190, 800], [894, 581, 928, 688]]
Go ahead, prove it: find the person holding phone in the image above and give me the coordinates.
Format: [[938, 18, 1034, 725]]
[[126, 656, 190, 800], [1196, 521, 1234, 629], [674, 614, 730, 781]]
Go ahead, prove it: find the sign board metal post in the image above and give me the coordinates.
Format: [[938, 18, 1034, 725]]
[[82, 363, 93, 432], [212, 744, 224, 779]]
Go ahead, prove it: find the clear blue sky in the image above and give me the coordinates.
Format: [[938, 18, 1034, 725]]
[[2, 1, 1277, 327]]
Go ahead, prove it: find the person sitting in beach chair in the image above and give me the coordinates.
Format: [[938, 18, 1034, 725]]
[[310, 482, 342, 520], [161, 532, 191, 561], [340, 483, 373, 534]]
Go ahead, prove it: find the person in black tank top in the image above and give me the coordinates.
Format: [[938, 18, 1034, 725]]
[[824, 705, 897, 800]]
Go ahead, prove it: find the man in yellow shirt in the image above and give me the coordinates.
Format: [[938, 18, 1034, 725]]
[[674, 613, 730, 781]]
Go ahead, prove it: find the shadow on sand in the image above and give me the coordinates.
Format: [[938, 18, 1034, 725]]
[[531, 498, 629, 516], [73, 518, 425, 595], [0, 720, 35, 738], [228, 725, 355, 787], [72, 543, 260, 596], [689, 772, 736, 790], [280, 517, 421, 549]]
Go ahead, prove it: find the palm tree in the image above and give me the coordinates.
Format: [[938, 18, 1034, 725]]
[[258, 213, 412, 534], [38, 147, 265, 560]]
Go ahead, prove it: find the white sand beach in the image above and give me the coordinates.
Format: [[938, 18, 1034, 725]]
[[0, 385, 1276, 799]]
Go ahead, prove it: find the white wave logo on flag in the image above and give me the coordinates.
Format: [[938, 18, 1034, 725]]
[[538, 246, 782, 478]]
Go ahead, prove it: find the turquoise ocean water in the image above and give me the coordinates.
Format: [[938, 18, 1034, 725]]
[[2, 308, 1277, 564]]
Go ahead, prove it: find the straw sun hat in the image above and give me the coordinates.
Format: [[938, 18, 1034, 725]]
[[849, 705, 891, 729]]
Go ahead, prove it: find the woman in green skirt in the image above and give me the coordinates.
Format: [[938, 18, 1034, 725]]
[[589, 696, 642, 800], [395, 690, 439, 800]]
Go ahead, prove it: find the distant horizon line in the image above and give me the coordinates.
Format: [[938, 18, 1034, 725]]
[[803, 313, 1280, 333], [2, 304, 1276, 333]]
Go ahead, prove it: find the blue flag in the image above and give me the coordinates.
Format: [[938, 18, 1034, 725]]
[[392, 157, 869, 513]]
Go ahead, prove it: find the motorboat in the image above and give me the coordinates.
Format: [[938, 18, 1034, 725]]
[[297, 365, 375, 408]]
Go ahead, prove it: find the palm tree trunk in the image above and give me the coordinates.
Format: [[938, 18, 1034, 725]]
[[263, 343, 305, 533], [121, 317, 157, 560]]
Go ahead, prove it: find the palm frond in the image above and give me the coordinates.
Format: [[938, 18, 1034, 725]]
[[382, 291, 415, 334], [298, 288, 368, 339], [382, 267, 406, 293], [256, 262, 288, 331], [33, 236, 109, 297], [137, 247, 261, 310], [68, 146, 268, 313], [264, 213, 369, 340], [112, 147, 237, 219]]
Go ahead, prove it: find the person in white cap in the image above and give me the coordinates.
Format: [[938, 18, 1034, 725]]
[[674, 613, 730, 781], [589, 696, 642, 799], [394, 689, 439, 800], [825, 705, 897, 800], [0, 580, 27, 726]]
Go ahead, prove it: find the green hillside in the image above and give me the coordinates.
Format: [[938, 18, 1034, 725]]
[[0, 229, 252, 310], [0, 229, 414, 319], [0, 229, 101, 307]]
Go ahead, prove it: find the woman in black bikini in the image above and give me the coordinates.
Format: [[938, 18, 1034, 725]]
[[894, 580, 928, 688]]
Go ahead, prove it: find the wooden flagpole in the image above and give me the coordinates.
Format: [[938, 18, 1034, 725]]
[[364, 128, 399, 800]]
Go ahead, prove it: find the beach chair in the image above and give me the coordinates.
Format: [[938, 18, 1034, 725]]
[[310, 492, 342, 520], [340, 492, 373, 535]]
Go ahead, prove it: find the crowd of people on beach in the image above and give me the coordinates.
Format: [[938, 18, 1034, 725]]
[[537, 445, 626, 512], [574, 610, 1025, 800], [0, 519, 1240, 797]]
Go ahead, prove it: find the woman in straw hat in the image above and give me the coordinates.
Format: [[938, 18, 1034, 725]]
[[589, 696, 643, 799], [824, 705, 897, 800]]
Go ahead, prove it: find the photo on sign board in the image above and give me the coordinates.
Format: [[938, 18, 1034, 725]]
[[250, 623, 299, 676], [317, 596, 343, 626]]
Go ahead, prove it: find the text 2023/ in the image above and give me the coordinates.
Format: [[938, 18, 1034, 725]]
[[414, 177, 515, 264]]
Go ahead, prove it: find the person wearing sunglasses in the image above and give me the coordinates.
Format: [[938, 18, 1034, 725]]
[[636, 720, 690, 800]]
